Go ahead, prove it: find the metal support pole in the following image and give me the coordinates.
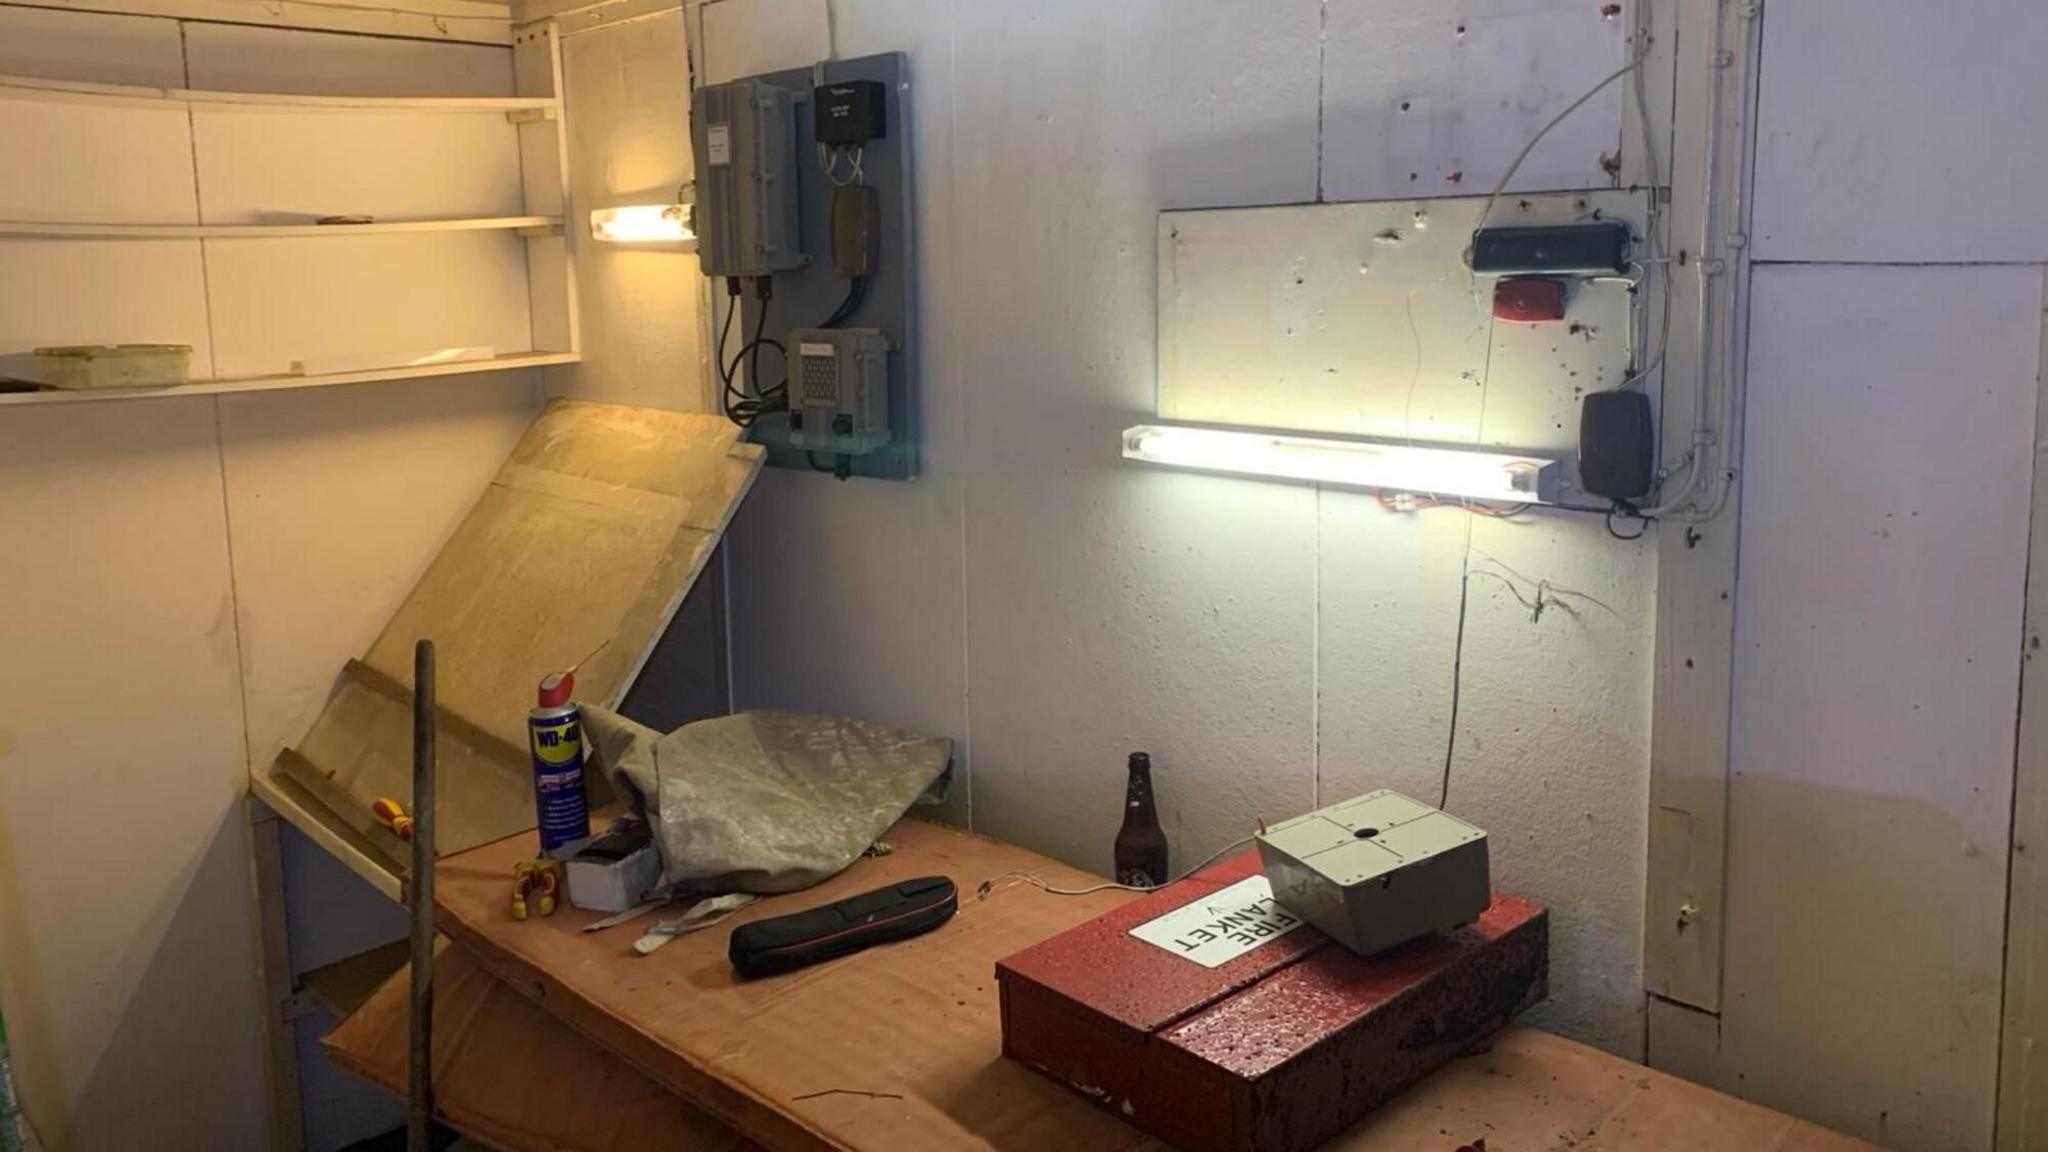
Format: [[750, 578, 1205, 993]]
[[407, 639, 436, 1152]]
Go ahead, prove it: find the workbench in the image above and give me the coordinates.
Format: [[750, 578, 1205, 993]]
[[324, 817, 1875, 1152]]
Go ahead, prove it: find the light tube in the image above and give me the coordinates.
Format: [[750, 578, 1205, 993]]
[[589, 204, 694, 243], [1121, 423, 1558, 504]]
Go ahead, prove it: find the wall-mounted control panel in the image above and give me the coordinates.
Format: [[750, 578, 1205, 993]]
[[689, 53, 918, 481]]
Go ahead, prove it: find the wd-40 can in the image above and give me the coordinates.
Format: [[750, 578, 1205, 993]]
[[530, 670, 591, 854]]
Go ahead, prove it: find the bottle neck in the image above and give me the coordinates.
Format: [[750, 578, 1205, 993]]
[[1125, 762, 1154, 806]]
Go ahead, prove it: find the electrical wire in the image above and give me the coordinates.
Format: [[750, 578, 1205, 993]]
[[992, 835, 1259, 898], [719, 279, 789, 428], [1473, 48, 1651, 239], [1376, 491, 1528, 518], [1606, 502, 1653, 540], [821, 276, 868, 328]]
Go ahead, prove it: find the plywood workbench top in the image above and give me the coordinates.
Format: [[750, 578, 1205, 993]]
[[328, 817, 1877, 1152]]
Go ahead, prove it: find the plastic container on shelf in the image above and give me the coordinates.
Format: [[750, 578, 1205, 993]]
[[31, 344, 191, 390]]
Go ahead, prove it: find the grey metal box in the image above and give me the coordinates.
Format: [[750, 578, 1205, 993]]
[[1256, 790, 1489, 957], [787, 327, 891, 455], [691, 78, 807, 278]]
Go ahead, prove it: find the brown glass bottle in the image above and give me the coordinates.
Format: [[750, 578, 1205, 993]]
[[1114, 751, 1169, 888]]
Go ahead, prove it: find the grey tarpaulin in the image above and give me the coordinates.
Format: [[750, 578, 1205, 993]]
[[581, 706, 954, 894]]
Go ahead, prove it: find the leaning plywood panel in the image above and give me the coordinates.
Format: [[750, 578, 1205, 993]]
[[324, 943, 763, 1152], [270, 400, 762, 873]]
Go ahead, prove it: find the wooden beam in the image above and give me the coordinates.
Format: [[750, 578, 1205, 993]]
[[1997, 268, 2048, 1152]]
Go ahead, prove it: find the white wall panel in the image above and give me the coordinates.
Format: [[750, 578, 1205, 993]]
[[185, 23, 523, 224], [550, 10, 703, 410], [0, 241, 213, 379], [205, 232, 533, 377], [182, 22, 514, 95], [1444, 512, 1654, 1053], [948, 0, 1323, 868], [0, 9, 193, 225], [699, 0, 828, 85], [191, 110, 524, 223], [0, 398, 267, 1152], [1322, 0, 1629, 204], [1753, 0, 2048, 263], [1710, 264, 2042, 1150], [0, 6, 183, 85], [1315, 494, 1468, 808], [725, 0, 972, 823]]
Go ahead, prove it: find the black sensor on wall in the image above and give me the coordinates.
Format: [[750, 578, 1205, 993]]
[[1471, 222, 1632, 275], [816, 80, 887, 146], [1579, 390, 1656, 501]]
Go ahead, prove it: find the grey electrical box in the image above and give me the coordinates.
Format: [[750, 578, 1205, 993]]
[[788, 327, 891, 455], [1256, 790, 1490, 957], [691, 78, 807, 278]]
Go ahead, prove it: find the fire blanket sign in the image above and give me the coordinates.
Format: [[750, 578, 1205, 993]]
[[1127, 875, 1307, 968]]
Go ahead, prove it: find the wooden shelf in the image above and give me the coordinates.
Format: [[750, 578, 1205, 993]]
[[0, 216, 561, 240], [0, 351, 578, 406], [0, 72, 555, 115]]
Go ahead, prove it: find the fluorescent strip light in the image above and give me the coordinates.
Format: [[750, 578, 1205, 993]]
[[588, 204, 694, 243], [1121, 423, 1559, 505]]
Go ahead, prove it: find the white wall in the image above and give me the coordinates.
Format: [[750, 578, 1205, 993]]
[[0, 9, 544, 1149], [705, 0, 1657, 1057], [1646, 3, 2048, 1149], [550, 8, 707, 410]]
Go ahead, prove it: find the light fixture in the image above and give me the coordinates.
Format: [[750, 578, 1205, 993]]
[[588, 203, 694, 244], [1121, 423, 1559, 505]]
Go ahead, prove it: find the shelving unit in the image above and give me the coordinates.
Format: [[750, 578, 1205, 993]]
[[0, 216, 560, 239], [0, 72, 557, 115], [0, 351, 578, 407], [0, 23, 580, 401]]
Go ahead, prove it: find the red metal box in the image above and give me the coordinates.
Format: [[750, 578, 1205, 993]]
[[996, 849, 1546, 1152]]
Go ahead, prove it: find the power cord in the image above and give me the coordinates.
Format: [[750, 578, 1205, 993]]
[[1606, 500, 1654, 540], [719, 277, 788, 429], [985, 834, 1258, 898]]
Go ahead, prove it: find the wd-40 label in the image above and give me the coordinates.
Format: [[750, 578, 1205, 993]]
[[529, 709, 589, 852]]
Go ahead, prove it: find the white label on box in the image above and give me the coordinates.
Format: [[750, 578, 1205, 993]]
[[707, 124, 732, 166], [1127, 875, 1306, 968]]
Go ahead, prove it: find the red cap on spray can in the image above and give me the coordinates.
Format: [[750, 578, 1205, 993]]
[[536, 670, 575, 708]]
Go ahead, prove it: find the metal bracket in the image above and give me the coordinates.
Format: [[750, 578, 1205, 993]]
[[279, 989, 321, 1024]]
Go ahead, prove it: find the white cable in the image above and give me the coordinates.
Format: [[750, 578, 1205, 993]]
[[993, 835, 1257, 898], [1473, 50, 1649, 240], [1638, 0, 1733, 519]]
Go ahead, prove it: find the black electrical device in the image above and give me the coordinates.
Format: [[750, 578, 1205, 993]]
[[815, 80, 887, 145], [1579, 390, 1656, 500], [1471, 222, 1632, 275]]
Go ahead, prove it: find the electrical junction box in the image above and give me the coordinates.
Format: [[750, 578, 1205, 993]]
[[788, 327, 891, 454], [1256, 790, 1490, 957], [722, 52, 919, 481], [691, 78, 808, 278]]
